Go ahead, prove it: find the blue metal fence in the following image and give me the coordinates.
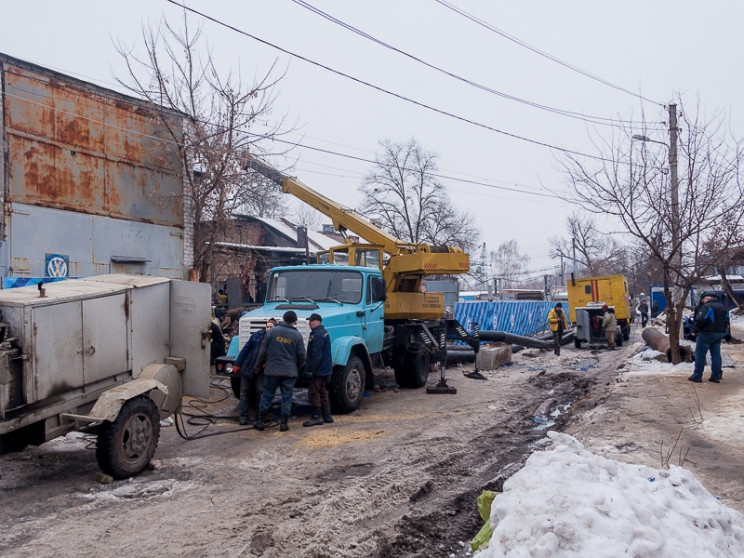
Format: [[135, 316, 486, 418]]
[[454, 301, 557, 337]]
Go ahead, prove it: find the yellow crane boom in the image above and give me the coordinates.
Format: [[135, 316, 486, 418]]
[[245, 158, 470, 319]]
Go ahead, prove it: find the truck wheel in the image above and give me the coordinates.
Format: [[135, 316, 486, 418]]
[[96, 395, 160, 479], [395, 349, 430, 389], [230, 376, 241, 399], [330, 355, 365, 414]]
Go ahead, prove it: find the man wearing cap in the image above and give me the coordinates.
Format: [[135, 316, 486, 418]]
[[303, 313, 334, 427], [255, 310, 306, 432], [547, 302, 568, 356], [689, 294, 730, 383]]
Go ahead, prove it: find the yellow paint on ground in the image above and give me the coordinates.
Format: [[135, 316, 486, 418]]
[[299, 429, 388, 448]]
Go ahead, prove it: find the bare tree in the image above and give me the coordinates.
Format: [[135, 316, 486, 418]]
[[360, 138, 479, 255], [292, 202, 324, 232], [550, 213, 626, 277], [490, 240, 530, 288], [237, 173, 287, 219], [115, 14, 291, 281], [703, 240, 744, 312], [561, 101, 744, 362]]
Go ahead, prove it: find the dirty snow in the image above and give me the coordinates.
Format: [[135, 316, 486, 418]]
[[475, 315, 744, 557], [475, 432, 744, 558]]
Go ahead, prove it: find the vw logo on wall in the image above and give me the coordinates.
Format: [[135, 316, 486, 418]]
[[45, 254, 69, 278]]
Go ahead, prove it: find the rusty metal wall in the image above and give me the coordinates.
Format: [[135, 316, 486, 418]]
[[1, 54, 187, 280], [3, 63, 183, 224]]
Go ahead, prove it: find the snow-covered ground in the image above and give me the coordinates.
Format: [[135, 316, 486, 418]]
[[474, 431, 744, 557], [474, 315, 744, 557]]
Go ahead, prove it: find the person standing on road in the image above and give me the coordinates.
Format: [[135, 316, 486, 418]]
[[255, 311, 306, 432], [547, 302, 568, 356], [302, 313, 334, 427], [601, 305, 617, 350], [232, 318, 276, 426], [651, 300, 659, 319], [638, 299, 649, 328], [689, 294, 730, 383]]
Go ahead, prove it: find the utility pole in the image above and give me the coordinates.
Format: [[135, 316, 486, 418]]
[[669, 104, 679, 264], [668, 104, 683, 356]]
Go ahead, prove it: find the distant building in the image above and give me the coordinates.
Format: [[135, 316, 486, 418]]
[[205, 216, 347, 305]]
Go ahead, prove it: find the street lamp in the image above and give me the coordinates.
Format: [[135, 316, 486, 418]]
[[632, 134, 666, 147], [631, 107, 680, 261]]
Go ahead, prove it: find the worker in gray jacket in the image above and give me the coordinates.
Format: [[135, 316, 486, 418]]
[[601, 305, 617, 350], [255, 310, 306, 432]]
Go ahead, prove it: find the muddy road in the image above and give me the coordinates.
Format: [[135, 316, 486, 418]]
[[0, 335, 659, 557]]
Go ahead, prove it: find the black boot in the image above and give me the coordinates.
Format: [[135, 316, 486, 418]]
[[279, 415, 289, 432], [254, 413, 265, 431], [303, 408, 324, 427], [321, 402, 334, 424]]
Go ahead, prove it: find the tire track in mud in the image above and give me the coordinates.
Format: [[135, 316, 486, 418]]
[[368, 369, 602, 558]]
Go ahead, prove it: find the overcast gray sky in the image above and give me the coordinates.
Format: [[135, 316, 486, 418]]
[[2, 1, 742, 281]]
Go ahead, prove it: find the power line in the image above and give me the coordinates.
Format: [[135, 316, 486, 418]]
[[434, 0, 663, 107], [163, 0, 617, 164], [290, 0, 650, 128], [4, 76, 558, 200], [258, 133, 560, 199]]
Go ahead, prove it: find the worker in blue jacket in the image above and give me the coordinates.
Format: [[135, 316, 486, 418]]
[[689, 294, 730, 383], [303, 313, 334, 427], [232, 318, 276, 425]]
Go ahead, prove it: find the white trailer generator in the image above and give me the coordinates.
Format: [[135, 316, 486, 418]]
[[0, 275, 210, 478]]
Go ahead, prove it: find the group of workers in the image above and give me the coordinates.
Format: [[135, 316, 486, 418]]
[[232, 310, 333, 432]]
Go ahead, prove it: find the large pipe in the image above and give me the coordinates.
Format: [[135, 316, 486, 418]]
[[641, 327, 693, 363], [445, 331, 574, 363], [479, 331, 553, 350]]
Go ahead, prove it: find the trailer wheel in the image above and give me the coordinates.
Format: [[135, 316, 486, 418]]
[[330, 355, 365, 414], [395, 349, 430, 389], [96, 395, 160, 479]]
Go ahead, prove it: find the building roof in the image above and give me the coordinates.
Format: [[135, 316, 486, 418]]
[[250, 215, 349, 252]]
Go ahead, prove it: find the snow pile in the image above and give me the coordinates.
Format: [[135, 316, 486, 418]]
[[477, 432, 744, 558]]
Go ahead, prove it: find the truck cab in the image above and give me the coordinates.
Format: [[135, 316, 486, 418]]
[[222, 264, 387, 413]]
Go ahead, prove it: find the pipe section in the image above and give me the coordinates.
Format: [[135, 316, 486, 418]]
[[641, 327, 693, 363]]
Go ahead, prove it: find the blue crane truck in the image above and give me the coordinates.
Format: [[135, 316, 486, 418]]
[[216, 263, 479, 413]]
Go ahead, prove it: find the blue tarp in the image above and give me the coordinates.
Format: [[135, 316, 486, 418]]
[[454, 301, 557, 337], [3, 276, 69, 289]]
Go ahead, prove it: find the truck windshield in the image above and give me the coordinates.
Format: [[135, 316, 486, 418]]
[[267, 269, 363, 304]]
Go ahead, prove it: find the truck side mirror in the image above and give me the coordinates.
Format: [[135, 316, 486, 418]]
[[372, 277, 386, 303]]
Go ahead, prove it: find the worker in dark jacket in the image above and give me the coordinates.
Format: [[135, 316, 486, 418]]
[[232, 318, 276, 425], [689, 294, 730, 383], [255, 311, 306, 432], [638, 300, 649, 327], [302, 313, 334, 427]]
